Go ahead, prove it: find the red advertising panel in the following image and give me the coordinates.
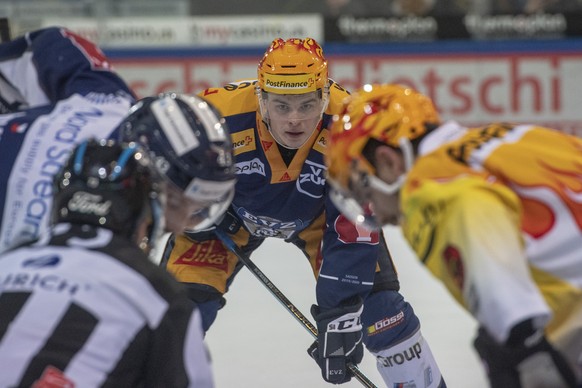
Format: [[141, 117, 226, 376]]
[[109, 41, 582, 135]]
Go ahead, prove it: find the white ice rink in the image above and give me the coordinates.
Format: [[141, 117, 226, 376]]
[[205, 225, 489, 388]]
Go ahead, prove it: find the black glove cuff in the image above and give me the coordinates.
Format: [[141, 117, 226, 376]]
[[311, 295, 363, 322]]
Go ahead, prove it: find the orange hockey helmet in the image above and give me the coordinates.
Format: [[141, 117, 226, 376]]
[[325, 84, 440, 228], [257, 37, 328, 95], [326, 83, 440, 191], [256, 38, 330, 147]]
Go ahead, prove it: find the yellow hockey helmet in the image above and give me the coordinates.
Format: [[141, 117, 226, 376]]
[[257, 38, 328, 95], [326, 83, 440, 190]]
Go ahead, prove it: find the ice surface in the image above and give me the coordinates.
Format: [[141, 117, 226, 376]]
[[205, 225, 489, 387]]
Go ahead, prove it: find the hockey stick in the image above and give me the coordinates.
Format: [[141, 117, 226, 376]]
[[214, 228, 379, 388], [0, 18, 10, 43]]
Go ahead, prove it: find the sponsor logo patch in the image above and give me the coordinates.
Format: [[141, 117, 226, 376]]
[[378, 342, 423, 368], [296, 160, 326, 198], [231, 128, 256, 155], [367, 310, 404, 335], [263, 73, 316, 94], [23, 255, 60, 268], [313, 129, 328, 154], [235, 158, 265, 176], [173, 239, 229, 272], [0, 272, 80, 295], [67, 192, 112, 216]]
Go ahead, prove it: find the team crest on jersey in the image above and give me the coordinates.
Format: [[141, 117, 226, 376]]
[[232, 128, 256, 155], [334, 214, 379, 245], [236, 207, 303, 238]]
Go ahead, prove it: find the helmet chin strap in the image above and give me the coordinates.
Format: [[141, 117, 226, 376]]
[[367, 137, 414, 195]]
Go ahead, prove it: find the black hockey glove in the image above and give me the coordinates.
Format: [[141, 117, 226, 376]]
[[308, 296, 364, 384], [473, 321, 577, 388]]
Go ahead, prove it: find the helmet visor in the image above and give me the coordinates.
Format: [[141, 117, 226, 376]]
[[259, 90, 329, 149], [164, 177, 236, 233], [263, 91, 326, 122]]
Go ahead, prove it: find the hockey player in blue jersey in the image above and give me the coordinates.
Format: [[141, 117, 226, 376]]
[[154, 37, 447, 387], [0, 138, 223, 387], [0, 26, 136, 253]]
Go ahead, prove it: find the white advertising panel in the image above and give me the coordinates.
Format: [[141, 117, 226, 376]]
[[40, 15, 323, 47]]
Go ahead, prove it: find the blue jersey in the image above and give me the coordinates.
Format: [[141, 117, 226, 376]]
[[0, 27, 135, 253], [165, 80, 395, 309]]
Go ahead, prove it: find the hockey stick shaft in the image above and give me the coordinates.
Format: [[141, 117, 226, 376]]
[[215, 228, 379, 388], [0, 18, 10, 43]]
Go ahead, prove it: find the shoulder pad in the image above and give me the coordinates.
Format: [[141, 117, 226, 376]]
[[198, 79, 258, 117], [327, 80, 351, 115]]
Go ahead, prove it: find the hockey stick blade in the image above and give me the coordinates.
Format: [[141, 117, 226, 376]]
[[214, 228, 379, 388]]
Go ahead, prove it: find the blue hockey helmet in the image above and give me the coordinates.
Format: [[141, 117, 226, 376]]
[[115, 93, 236, 231], [52, 138, 164, 253]]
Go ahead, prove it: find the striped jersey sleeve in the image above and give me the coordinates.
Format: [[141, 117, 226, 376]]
[[0, 224, 213, 387]]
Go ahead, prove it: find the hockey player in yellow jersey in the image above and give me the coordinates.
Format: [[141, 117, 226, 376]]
[[326, 83, 582, 388]]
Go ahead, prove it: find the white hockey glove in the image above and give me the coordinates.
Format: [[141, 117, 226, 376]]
[[308, 296, 364, 384], [473, 321, 577, 388]]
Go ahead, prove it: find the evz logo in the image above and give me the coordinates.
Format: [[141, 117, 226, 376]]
[[296, 160, 326, 198], [236, 207, 302, 238]]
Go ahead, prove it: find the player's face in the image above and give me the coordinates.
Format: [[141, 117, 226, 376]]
[[164, 183, 212, 233], [265, 92, 323, 149], [370, 148, 406, 225], [347, 169, 401, 226]]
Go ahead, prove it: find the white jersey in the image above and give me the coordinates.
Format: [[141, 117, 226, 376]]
[[0, 27, 134, 253], [0, 223, 214, 387]]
